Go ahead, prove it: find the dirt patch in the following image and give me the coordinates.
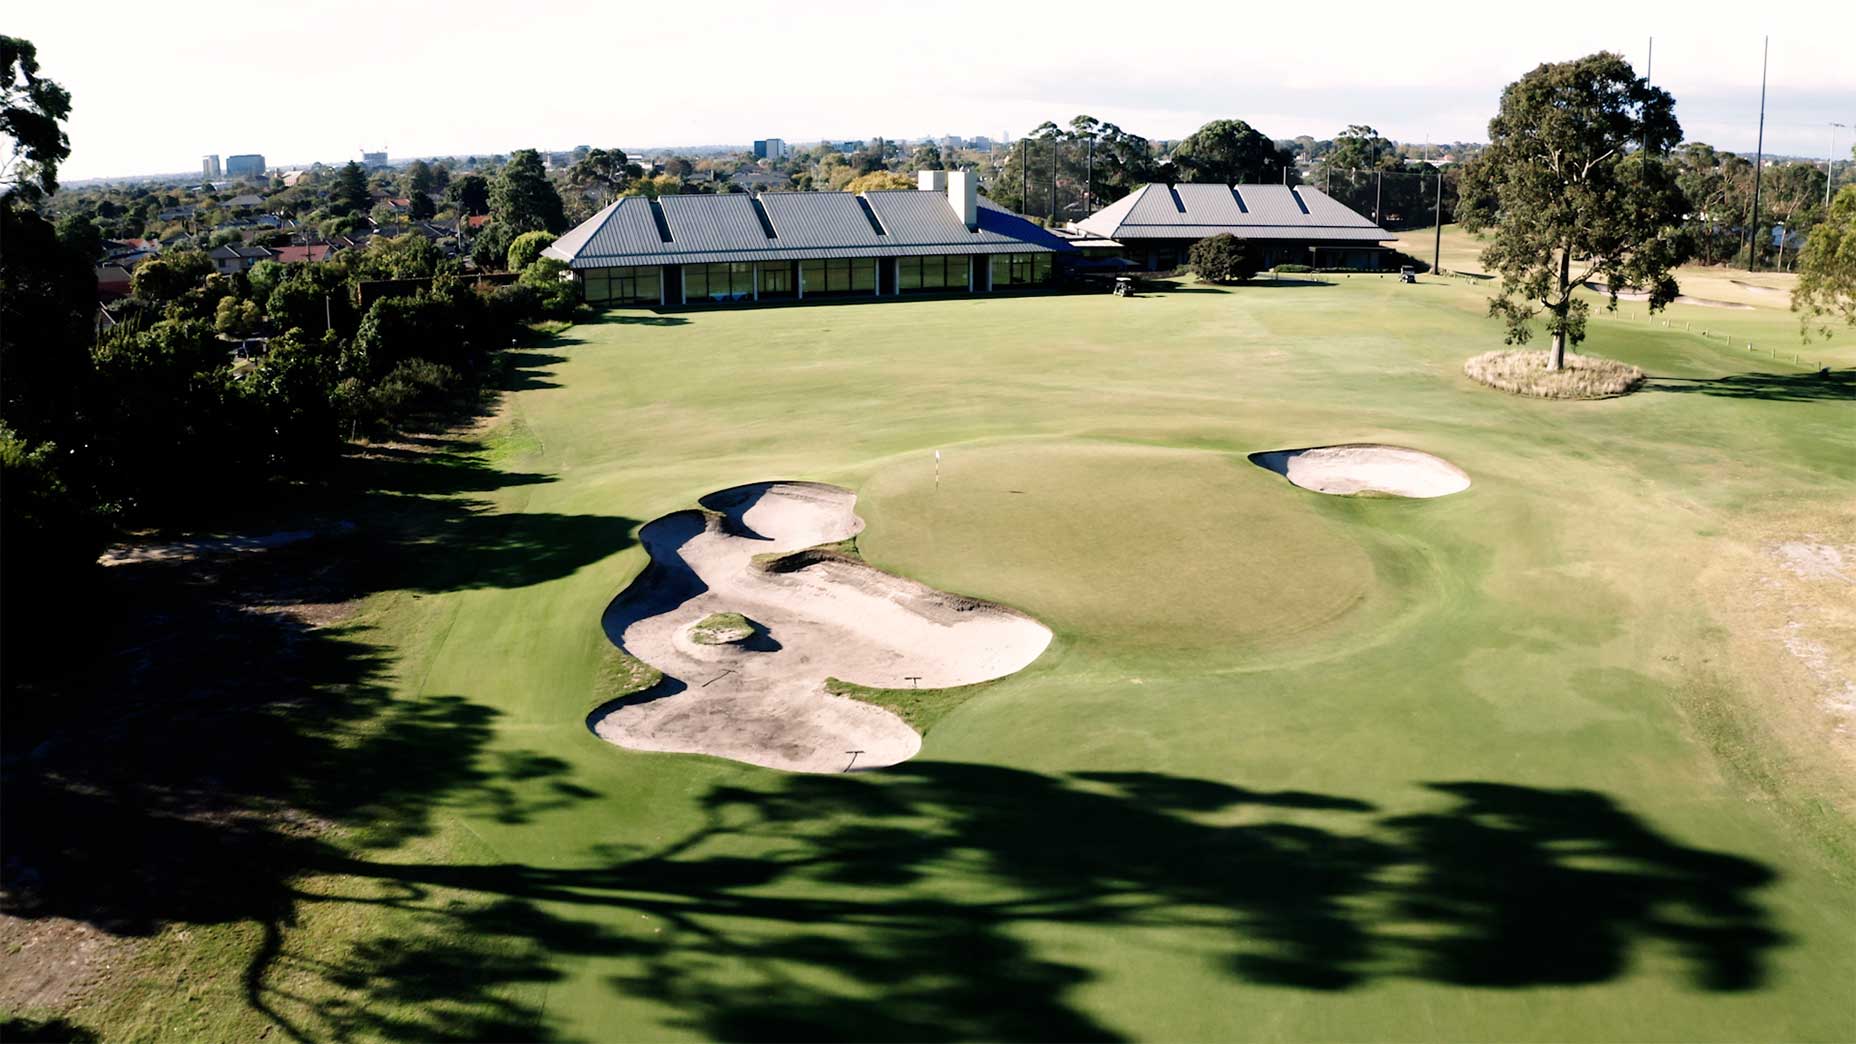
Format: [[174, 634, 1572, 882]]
[[1249, 445, 1470, 499], [589, 482, 1051, 773], [0, 913, 129, 1015]]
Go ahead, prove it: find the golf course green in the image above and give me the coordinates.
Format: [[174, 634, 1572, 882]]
[[83, 240, 1856, 1041]]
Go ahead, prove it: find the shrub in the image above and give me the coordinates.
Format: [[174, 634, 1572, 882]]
[[1189, 234, 1257, 284], [506, 230, 556, 272], [1464, 349, 1644, 399], [1273, 263, 1313, 273], [518, 257, 578, 319]]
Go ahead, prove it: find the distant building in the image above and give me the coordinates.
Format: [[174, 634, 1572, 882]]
[[361, 150, 388, 169], [970, 136, 995, 151], [225, 154, 266, 178], [207, 244, 274, 274], [202, 154, 221, 179], [1074, 183, 1395, 270], [729, 170, 791, 192], [281, 170, 311, 187], [223, 193, 266, 210], [542, 170, 1068, 307], [752, 138, 788, 161]]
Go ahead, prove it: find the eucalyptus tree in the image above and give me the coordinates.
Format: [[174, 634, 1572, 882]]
[[1459, 52, 1689, 370]]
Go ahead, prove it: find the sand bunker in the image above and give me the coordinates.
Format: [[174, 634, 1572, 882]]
[[1585, 281, 1752, 310], [1250, 445, 1470, 498], [588, 482, 1051, 773]]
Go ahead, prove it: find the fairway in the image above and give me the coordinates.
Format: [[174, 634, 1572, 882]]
[[99, 258, 1856, 1041]]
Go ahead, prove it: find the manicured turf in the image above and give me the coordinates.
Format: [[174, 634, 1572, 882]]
[[86, 245, 1856, 1041]]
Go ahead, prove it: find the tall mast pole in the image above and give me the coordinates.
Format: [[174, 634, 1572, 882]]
[[1749, 36, 1768, 272]]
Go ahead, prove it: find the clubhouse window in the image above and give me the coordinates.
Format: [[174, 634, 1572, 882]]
[[990, 252, 1052, 287], [684, 262, 755, 301], [898, 255, 970, 291], [583, 265, 661, 304], [799, 257, 876, 295]]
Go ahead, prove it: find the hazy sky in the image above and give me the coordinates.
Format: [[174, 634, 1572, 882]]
[[15, 0, 1856, 180]]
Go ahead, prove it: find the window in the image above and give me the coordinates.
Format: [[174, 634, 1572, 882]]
[[758, 262, 792, 296], [990, 253, 1052, 287], [900, 255, 969, 292], [800, 256, 877, 295], [584, 266, 659, 304]]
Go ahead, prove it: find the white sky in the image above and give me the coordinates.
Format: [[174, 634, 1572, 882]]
[[15, 0, 1856, 180]]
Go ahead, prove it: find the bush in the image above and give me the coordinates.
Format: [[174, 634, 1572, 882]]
[[506, 230, 555, 272], [1464, 349, 1644, 399], [1189, 234, 1258, 284], [1273, 263, 1313, 273], [518, 258, 578, 320]]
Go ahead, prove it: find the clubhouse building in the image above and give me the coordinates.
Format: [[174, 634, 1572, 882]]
[[1071, 183, 1396, 271], [543, 172, 1070, 306]]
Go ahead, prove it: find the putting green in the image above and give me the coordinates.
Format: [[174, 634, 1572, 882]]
[[857, 440, 1425, 656]]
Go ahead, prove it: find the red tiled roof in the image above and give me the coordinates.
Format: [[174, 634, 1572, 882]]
[[272, 244, 334, 263], [464, 214, 491, 229]]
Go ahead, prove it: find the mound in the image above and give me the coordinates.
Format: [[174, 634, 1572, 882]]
[[590, 482, 1051, 773], [1250, 445, 1470, 499], [1465, 349, 1644, 399]]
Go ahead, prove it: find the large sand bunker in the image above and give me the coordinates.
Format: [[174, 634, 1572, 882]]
[[589, 482, 1051, 773], [1250, 445, 1470, 498]]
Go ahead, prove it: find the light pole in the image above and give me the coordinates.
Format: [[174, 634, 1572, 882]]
[[1831, 123, 1848, 208]]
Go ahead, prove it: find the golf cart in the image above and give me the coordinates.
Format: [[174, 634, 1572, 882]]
[[1112, 276, 1136, 297], [1399, 265, 1417, 284]]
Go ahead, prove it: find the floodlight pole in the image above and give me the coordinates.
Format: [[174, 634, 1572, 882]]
[[1831, 123, 1848, 207], [1433, 173, 1443, 272], [1748, 36, 1768, 272]]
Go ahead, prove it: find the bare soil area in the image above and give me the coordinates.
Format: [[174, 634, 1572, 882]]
[[589, 482, 1051, 773]]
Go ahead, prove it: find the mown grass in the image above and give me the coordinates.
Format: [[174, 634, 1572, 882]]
[[16, 263, 1856, 1043], [824, 676, 998, 735]]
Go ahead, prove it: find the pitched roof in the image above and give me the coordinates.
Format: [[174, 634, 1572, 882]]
[[1075, 183, 1392, 243], [544, 189, 1068, 269]]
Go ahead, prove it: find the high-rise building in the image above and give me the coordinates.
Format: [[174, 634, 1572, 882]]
[[202, 154, 221, 178], [361, 150, 389, 169], [225, 154, 266, 178], [753, 138, 788, 161]]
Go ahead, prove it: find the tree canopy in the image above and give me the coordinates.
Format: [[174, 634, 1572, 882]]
[[1, 35, 72, 200], [1171, 119, 1294, 186], [1458, 52, 1689, 369], [446, 173, 490, 216], [567, 148, 637, 201], [330, 161, 371, 216], [1794, 185, 1856, 342], [491, 149, 567, 235]]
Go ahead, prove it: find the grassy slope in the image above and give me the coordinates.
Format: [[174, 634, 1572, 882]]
[[65, 267, 1856, 1041]]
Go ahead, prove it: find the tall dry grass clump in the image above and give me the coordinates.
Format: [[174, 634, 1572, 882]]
[[1464, 350, 1645, 399]]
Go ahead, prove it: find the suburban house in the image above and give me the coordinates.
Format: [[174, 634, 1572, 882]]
[[543, 171, 1069, 306], [208, 244, 275, 274], [1073, 183, 1395, 270], [271, 244, 336, 264], [224, 193, 266, 210], [729, 171, 792, 192]]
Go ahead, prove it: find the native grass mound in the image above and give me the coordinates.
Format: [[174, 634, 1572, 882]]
[[588, 482, 1051, 773], [1464, 349, 1645, 399], [1249, 445, 1471, 499]]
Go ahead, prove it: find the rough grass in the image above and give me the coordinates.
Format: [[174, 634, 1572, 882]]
[[687, 611, 752, 645], [1464, 348, 1646, 398], [823, 676, 996, 735]]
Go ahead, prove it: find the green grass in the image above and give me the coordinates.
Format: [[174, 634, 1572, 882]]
[[824, 675, 997, 735], [37, 262, 1856, 1042], [687, 611, 753, 645]]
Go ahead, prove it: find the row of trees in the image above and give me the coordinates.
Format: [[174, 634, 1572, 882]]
[[2, 37, 578, 677]]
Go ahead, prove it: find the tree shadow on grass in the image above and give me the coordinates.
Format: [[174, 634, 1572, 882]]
[[285, 765, 1783, 1042], [1645, 368, 1856, 402], [0, 434, 642, 1041]]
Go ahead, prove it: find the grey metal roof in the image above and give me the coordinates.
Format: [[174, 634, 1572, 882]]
[[543, 187, 1068, 269], [1075, 183, 1393, 243]]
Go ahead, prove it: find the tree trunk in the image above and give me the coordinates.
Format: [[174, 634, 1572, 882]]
[[1548, 247, 1572, 371]]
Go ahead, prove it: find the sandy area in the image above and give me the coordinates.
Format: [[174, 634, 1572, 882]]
[[1250, 445, 1471, 498], [1585, 281, 1752, 310], [589, 482, 1051, 773]]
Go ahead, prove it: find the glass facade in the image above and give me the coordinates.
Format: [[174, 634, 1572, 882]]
[[799, 257, 877, 295], [990, 252, 1053, 288], [897, 255, 971, 292], [684, 262, 756, 301], [757, 261, 794, 297], [582, 265, 662, 305]]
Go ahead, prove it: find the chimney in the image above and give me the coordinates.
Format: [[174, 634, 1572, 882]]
[[917, 170, 948, 192], [947, 170, 978, 230]]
